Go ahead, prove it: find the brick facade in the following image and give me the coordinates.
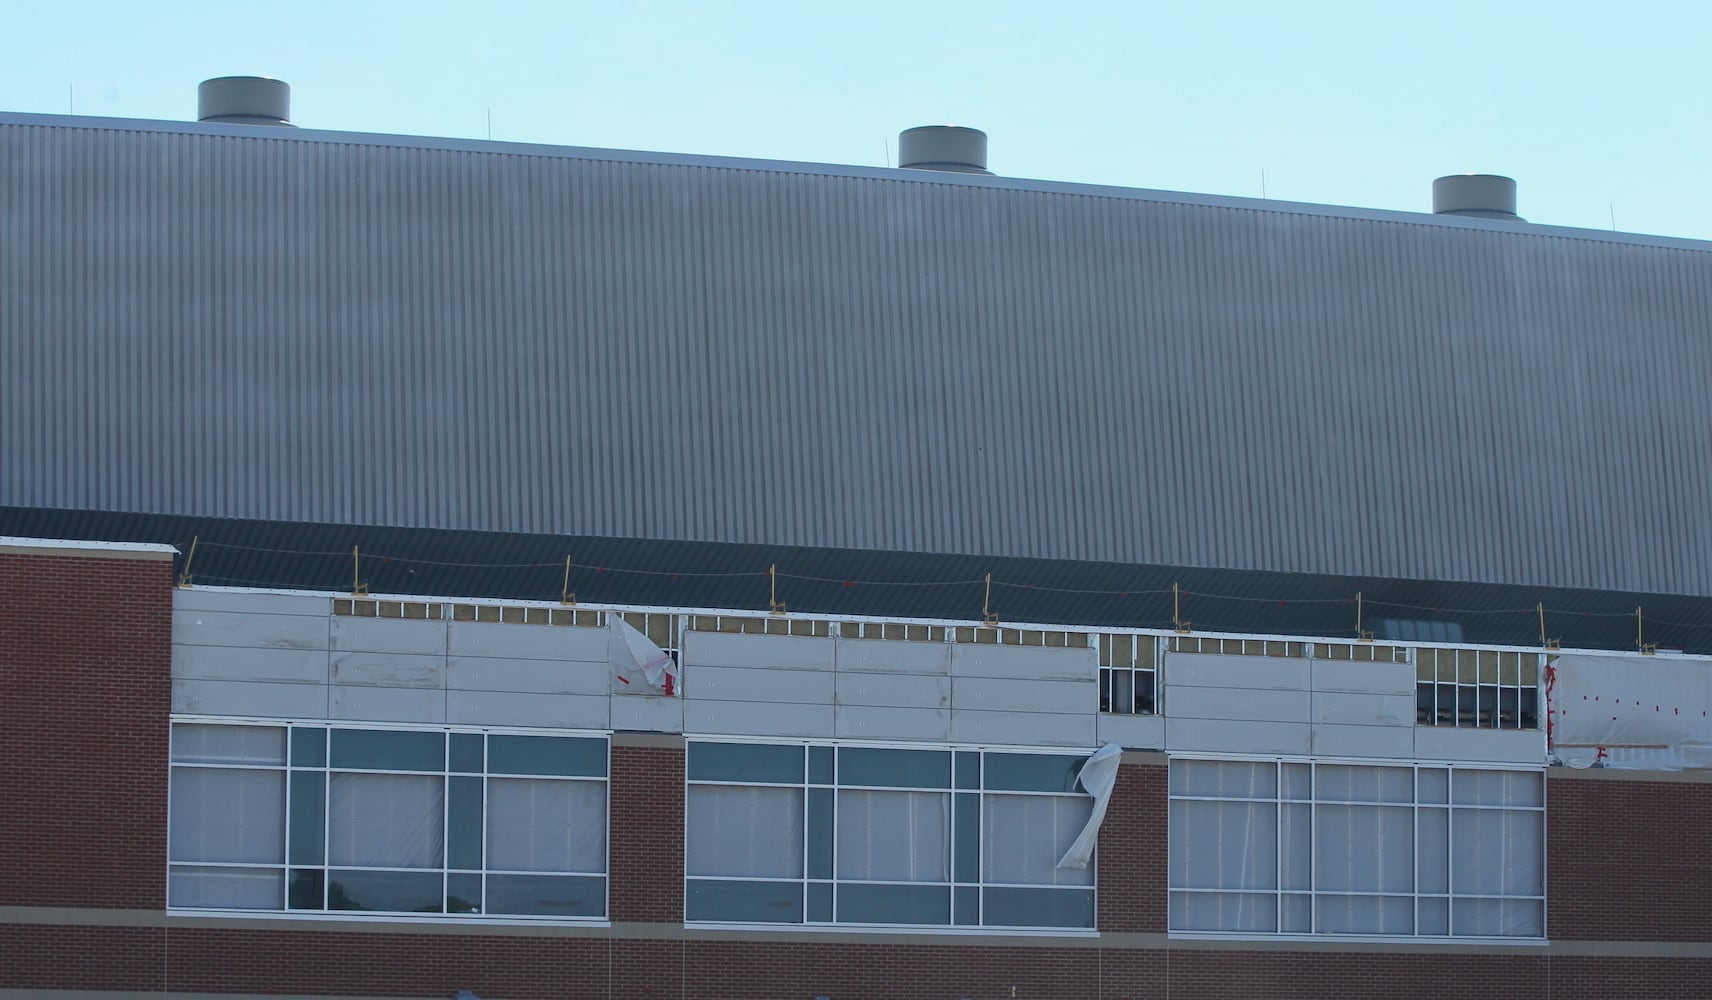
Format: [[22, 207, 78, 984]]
[[4, 548, 1712, 999]]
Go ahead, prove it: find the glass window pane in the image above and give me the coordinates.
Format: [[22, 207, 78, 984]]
[[838, 747, 949, 788], [836, 789, 948, 882], [485, 874, 605, 917], [982, 887, 1094, 929], [1453, 897, 1543, 937], [288, 868, 324, 910], [1418, 896, 1449, 935], [446, 872, 482, 915], [1316, 894, 1413, 935], [686, 785, 803, 878], [172, 724, 286, 765], [1279, 802, 1312, 891], [486, 777, 606, 873], [953, 751, 980, 790], [806, 788, 834, 879], [1170, 891, 1277, 932], [329, 729, 444, 772], [328, 772, 444, 868], [487, 735, 605, 778], [808, 745, 835, 785], [327, 869, 444, 913], [170, 767, 285, 864], [687, 742, 803, 784], [168, 865, 283, 909], [1169, 799, 1277, 890], [287, 771, 325, 866], [1280, 763, 1312, 800], [1417, 768, 1449, 804], [983, 753, 1085, 793], [1315, 765, 1412, 803], [982, 794, 1092, 887], [1170, 760, 1276, 799], [1314, 804, 1412, 893], [685, 878, 802, 923], [835, 883, 949, 925], [1281, 892, 1312, 933], [448, 732, 484, 773], [807, 881, 833, 922], [953, 884, 980, 925], [290, 727, 326, 767], [953, 793, 981, 884], [1451, 809, 1542, 896], [446, 775, 483, 870]]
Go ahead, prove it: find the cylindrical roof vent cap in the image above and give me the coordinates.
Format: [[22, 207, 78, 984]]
[[899, 125, 990, 175], [1432, 174, 1522, 221], [198, 76, 293, 126]]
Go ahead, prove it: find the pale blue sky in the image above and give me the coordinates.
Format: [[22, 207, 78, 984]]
[[3, 0, 1708, 240]]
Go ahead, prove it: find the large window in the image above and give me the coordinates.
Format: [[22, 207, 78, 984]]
[[169, 721, 608, 920], [1168, 758, 1543, 939], [686, 741, 1095, 930]]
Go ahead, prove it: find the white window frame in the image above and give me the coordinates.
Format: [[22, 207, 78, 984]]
[[1167, 753, 1547, 942], [167, 716, 611, 925]]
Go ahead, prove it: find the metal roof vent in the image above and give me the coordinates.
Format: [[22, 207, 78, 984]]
[[197, 76, 293, 127], [898, 125, 991, 175], [1432, 174, 1522, 221]]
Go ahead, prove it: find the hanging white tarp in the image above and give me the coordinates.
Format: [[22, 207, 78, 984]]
[[609, 614, 679, 696], [1057, 742, 1124, 870], [1548, 653, 1712, 770]]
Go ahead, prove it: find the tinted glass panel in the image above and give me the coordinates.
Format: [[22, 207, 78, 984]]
[[328, 870, 443, 913], [954, 751, 980, 790], [685, 879, 803, 923], [447, 776, 483, 870], [290, 727, 326, 767], [287, 771, 325, 865], [487, 735, 606, 777], [485, 874, 605, 917], [806, 881, 833, 922], [983, 887, 1095, 928], [687, 742, 803, 784], [953, 885, 980, 925], [448, 733, 484, 773], [168, 865, 282, 909], [446, 872, 482, 915], [838, 747, 949, 788], [808, 745, 835, 784], [329, 729, 444, 772], [807, 788, 834, 879], [983, 753, 1084, 793], [953, 793, 981, 883], [835, 883, 950, 925], [288, 868, 324, 909]]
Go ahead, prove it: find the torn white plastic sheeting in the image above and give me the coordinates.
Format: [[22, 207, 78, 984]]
[[609, 614, 679, 696], [1057, 742, 1124, 870], [1549, 653, 1712, 770]]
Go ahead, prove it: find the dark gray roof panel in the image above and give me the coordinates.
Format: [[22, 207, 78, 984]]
[[4, 117, 1711, 597]]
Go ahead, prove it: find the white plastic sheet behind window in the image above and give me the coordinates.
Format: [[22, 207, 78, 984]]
[[1550, 653, 1712, 770]]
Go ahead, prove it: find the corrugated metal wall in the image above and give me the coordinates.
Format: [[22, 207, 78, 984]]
[[4, 119, 1711, 597]]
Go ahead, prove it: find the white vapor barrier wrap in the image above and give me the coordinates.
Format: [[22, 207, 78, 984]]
[[610, 615, 678, 696], [1549, 653, 1712, 770], [1058, 742, 1123, 870]]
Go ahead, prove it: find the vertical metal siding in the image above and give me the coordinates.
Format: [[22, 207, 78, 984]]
[[3, 122, 1711, 597]]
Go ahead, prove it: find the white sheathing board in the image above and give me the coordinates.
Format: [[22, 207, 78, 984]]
[[835, 672, 950, 710], [836, 705, 951, 742], [331, 651, 446, 689], [835, 638, 951, 675], [687, 700, 836, 739], [1549, 653, 1712, 770], [172, 609, 328, 651], [611, 695, 684, 734], [173, 589, 328, 617], [332, 685, 446, 724], [690, 664, 835, 705], [449, 619, 607, 661], [447, 656, 611, 696], [446, 691, 610, 730], [953, 676, 1091, 715], [329, 616, 449, 656], [1096, 713, 1165, 749], [951, 643, 1094, 681], [172, 677, 328, 719], [1414, 726, 1544, 764], [680, 631, 834, 670], [173, 645, 329, 685], [951, 709, 1093, 747], [1164, 651, 1420, 759]]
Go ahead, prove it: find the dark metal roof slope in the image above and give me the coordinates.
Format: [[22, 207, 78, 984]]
[[6, 508, 1709, 655], [4, 116, 1711, 601]]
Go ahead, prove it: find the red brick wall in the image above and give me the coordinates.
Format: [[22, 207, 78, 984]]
[[610, 743, 686, 922], [0, 551, 174, 909], [1099, 760, 1168, 933], [1547, 774, 1712, 941]]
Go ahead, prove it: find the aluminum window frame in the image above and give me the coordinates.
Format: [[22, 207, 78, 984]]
[[167, 716, 611, 924]]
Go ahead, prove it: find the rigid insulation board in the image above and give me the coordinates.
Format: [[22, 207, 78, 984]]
[[5, 115, 1712, 598]]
